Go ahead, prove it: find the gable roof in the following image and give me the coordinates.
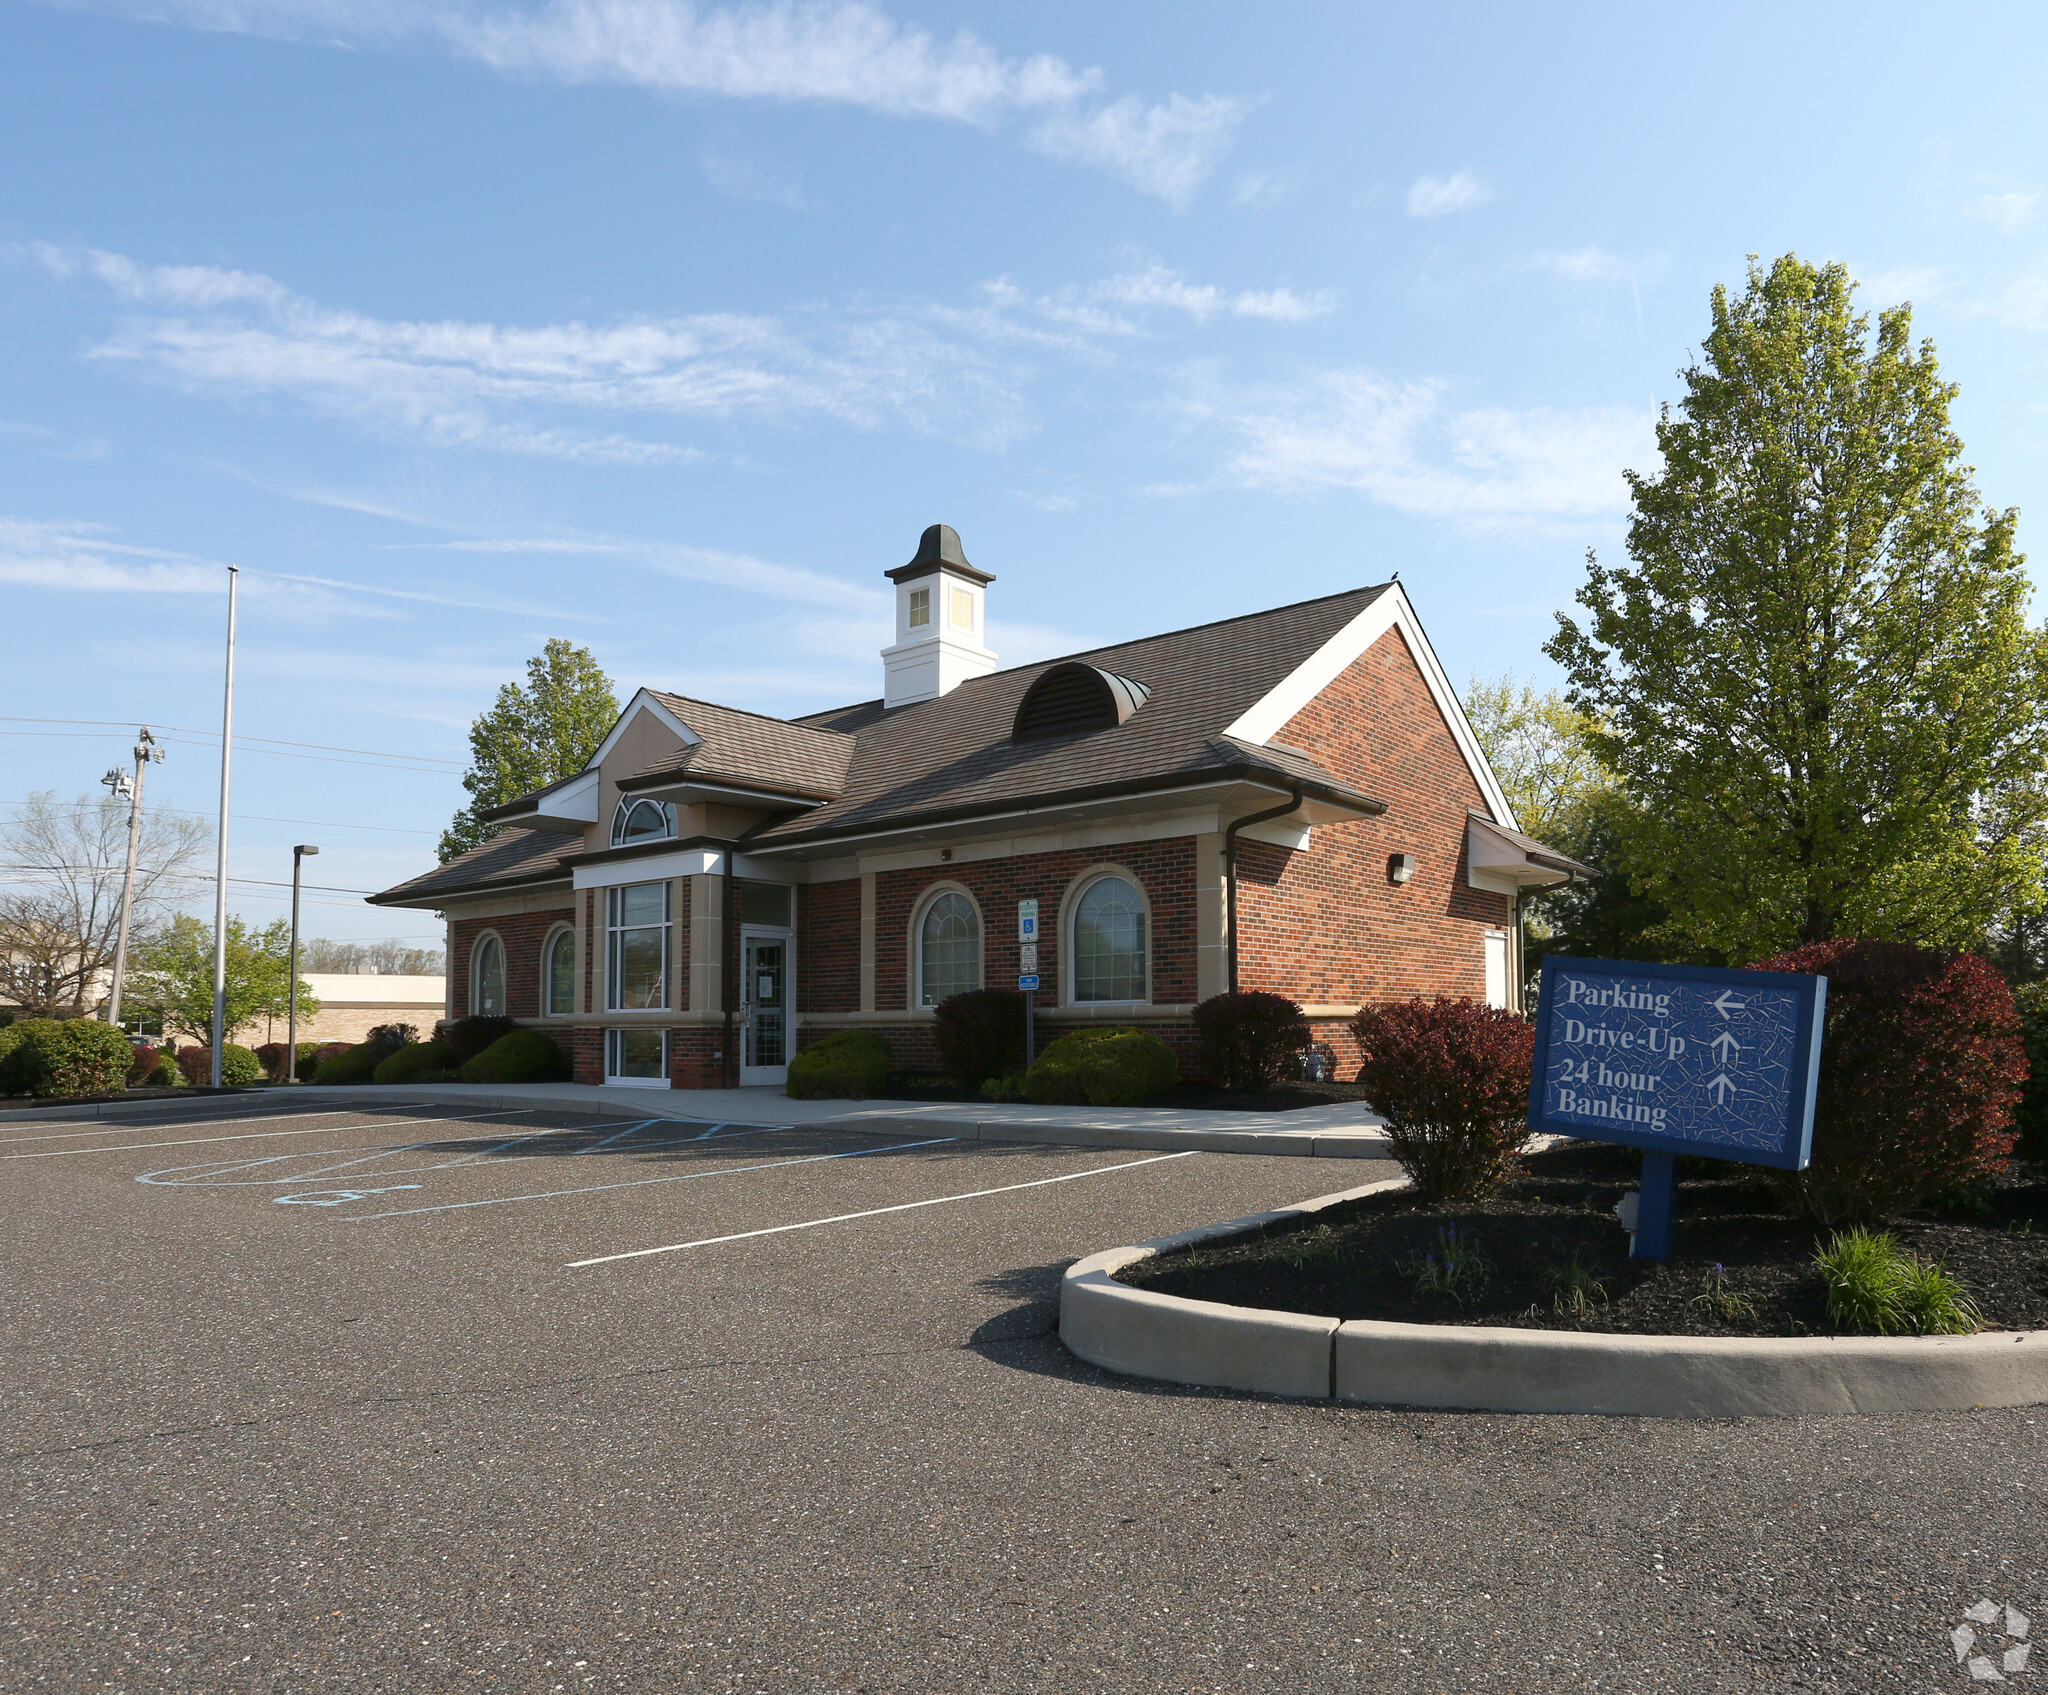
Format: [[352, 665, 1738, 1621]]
[[368, 822, 583, 908], [622, 692, 857, 802]]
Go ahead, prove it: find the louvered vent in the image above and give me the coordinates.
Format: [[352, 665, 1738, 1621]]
[[1013, 663, 1151, 741]]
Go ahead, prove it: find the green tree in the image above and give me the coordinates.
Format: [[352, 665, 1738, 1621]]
[[1546, 254, 2048, 962], [1461, 673, 1612, 846], [439, 639, 620, 862], [127, 914, 319, 1043]]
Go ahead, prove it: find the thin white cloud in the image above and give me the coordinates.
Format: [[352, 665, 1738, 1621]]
[[1406, 171, 1491, 218], [698, 147, 812, 209], [1855, 263, 1955, 306], [1231, 167, 1302, 210], [55, 0, 1245, 206], [1212, 370, 1655, 533], [1980, 267, 2048, 333], [1966, 189, 2040, 234], [988, 263, 1335, 335], [1534, 246, 1628, 282]]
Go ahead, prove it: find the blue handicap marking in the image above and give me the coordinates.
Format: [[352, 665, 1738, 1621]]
[[275, 1186, 424, 1206], [1017, 974, 1040, 992]]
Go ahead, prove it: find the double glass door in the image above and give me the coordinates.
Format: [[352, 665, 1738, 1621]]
[[740, 933, 788, 1085]]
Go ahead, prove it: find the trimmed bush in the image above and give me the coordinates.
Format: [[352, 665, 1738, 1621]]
[[146, 1049, 184, 1087], [1, 1018, 137, 1098], [128, 1042, 162, 1086], [313, 1041, 382, 1085], [1351, 996, 1536, 1201], [373, 1040, 462, 1085], [1024, 1027, 1178, 1107], [1192, 990, 1312, 1092], [1753, 940, 2024, 1223], [0, 1020, 33, 1090], [460, 1029, 569, 1084], [254, 1041, 318, 1080], [444, 1016, 518, 1062], [171, 1044, 263, 1086], [174, 1045, 210, 1086], [787, 1030, 891, 1100], [2014, 981, 2048, 1163], [932, 988, 1027, 1086]]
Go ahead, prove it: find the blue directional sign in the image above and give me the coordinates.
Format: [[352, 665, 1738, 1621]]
[[1017, 974, 1040, 992], [1528, 956, 1827, 1172]]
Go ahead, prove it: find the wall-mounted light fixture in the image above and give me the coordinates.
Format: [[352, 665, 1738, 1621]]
[[1388, 853, 1417, 885]]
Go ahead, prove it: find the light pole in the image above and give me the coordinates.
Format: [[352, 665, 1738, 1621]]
[[286, 845, 317, 1082], [210, 566, 239, 1087], [101, 727, 163, 1030]]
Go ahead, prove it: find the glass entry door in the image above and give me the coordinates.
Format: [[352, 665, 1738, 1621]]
[[740, 932, 789, 1086]]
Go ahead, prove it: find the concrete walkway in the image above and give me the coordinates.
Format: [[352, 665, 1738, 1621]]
[[1, 1078, 1391, 1158]]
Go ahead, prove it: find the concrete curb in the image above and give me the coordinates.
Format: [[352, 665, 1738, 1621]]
[[1059, 1180, 2048, 1418]]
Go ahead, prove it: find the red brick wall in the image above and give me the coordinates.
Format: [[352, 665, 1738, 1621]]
[[448, 906, 576, 1021], [798, 878, 861, 1013], [1243, 624, 1511, 1026], [871, 839, 1198, 1014]]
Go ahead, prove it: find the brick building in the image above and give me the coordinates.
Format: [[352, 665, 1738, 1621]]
[[367, 526, 1588, 1091]]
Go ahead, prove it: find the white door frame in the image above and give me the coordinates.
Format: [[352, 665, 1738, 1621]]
[[739, 926, 793, 1087]]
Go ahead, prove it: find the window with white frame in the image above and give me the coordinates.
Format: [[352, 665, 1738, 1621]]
[[917, 890, 981, 1007], [471, 933, 505, 1016], [545, 927, 577, 1016], [606, 881, 671, 1009], [611, 796, 677, 846], [1071, 875, 1147, 1002], [908, 586, 930, 628]]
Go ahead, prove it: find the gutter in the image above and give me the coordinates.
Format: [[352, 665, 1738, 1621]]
[[1223, 785, 1305, 995]]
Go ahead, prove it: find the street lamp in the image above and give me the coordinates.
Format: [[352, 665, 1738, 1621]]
[[101, 727, 163, 1030], [286, 844, 318, 1083]]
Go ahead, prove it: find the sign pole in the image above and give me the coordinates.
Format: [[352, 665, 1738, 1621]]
[[1025, 991, 1034, 1067], [1016, 898, 1040, 1070], [1632, 1151, 1678, 1260]]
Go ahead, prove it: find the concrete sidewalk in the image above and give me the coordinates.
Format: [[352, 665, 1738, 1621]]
[[0, 1078, 1391, 1159]]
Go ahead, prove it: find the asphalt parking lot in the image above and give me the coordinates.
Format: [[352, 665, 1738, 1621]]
[[0, 1099, 2040, 1694]]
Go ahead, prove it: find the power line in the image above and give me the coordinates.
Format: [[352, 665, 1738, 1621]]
[[0, 799, 440, 837], [0, 717, 461, 767], [0, 730, 457, 776]]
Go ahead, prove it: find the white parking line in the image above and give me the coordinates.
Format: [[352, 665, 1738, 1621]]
[[566, 1149, 1199, 1266], [1, 1109, 535, 1160], [0, 1104, 394, 1146], [341, 1136, 960, 1221]]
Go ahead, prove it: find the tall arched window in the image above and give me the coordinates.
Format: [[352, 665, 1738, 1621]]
[[611, 797, 677, 846], [918, 891, 981, 1007], [472, 933, 505, 1016], [1071, 876, 1147, 1003], [544, 927, 577, 1016]]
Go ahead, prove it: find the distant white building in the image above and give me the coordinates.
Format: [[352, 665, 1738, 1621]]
[[254, 974, 447, 1048]]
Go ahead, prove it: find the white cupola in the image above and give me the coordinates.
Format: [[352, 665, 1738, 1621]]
[[880, 523, 999, 708]]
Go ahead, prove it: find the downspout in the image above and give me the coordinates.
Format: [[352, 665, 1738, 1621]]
[[1223, 785, 1305, 995]]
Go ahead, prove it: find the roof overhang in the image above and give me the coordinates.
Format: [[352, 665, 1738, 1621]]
[[487, 767, 599, 834], [615, 772, 833, 809], [1466, 815, 1595, 896], [367, 867, 573, 910]]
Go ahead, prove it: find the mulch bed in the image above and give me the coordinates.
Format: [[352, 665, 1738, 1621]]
[[0, 1085, 259, 1110], [1120, 1140, 2048, 1337], [877, 1074, 1377, 1113]]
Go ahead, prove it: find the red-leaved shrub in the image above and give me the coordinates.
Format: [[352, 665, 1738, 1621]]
[[1192, 991, 1312, 1092], [255, 1041, 289, 1079], [1751, 939, 2022, 1222], [1350, 997, 1536, 1199], [932, 988, 1027, 1087], [127, 1043, 160, 1086], [175, 1045, 211, 1086]]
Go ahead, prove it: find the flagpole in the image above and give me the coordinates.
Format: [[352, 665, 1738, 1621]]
[[209, 566, 238, 1086]]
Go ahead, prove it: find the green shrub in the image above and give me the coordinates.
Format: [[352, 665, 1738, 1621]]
[[373, 1041, 462, 1084], [1350, 996, 1536, 1201], [313, 1042, 382, 1085], [979, 1072, 1027, 1102], [0, 1018, 136, 1097], [1813, 1228, 1983, 1336], [787, 1030, 891, 1099], [932, 988, 1026, 1086], [1191, 990, 1311, 1091], [2015, 981, 2048, 1162], [460, 1029, 569, 1084], [146, 1050, 184, 1087], [1023, 1027, 1178, 1107], [1754, 940, 2024, 1222], [171, 1045, 264, 1086], [0, 1020, 34, 1091], [444, 1016, 518, 1062]]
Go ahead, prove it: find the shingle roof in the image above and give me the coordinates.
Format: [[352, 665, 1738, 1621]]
[[752, 585, 1389, 846], [370, 584, 1391, 903], [367, 823, 582, 907]]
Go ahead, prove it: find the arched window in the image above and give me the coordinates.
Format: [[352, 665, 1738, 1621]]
[[918, 891, 981, 1007], [1071, 876, 1147, 1003], [472, 933, 505, 1016], [611, 797, 677, 846], [544, 927, 577, 1016]]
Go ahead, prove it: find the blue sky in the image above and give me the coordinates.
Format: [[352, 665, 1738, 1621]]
[[5, 0, 2048, 944]]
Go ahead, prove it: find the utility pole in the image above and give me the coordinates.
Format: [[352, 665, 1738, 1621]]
[[209, 567, 239, 1086], [285, 845, 317, 1082], [100, 727, 164, 1029]]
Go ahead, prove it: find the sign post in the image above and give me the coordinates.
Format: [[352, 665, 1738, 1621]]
[[1528, 956, 1827, 1260], [1017, 900, 1040, 1066]]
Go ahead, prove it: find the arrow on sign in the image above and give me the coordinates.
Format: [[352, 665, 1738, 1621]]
[[1706, 1073, 1738, 1105], [1709, 1030, 1742, 1062], [1710, 991, 1745, 1018]]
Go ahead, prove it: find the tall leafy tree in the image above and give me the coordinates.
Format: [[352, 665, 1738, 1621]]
[[1461, 673, 1611, 846], [1547, 254, 2048, 962], [439, 639, 620, 862], [127, 913, 319, 1043]]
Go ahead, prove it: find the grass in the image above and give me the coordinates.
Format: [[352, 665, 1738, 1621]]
[[1813, 1228, 1983, 1336], [1538, 1247, 1609, 1315], [1689, 1262, 1757, 1324], [1396, 1223, 1491, 1307]]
